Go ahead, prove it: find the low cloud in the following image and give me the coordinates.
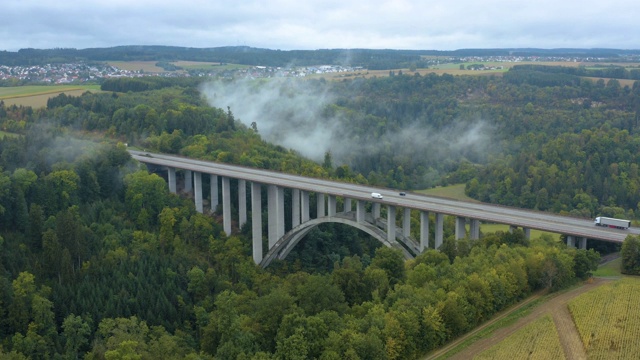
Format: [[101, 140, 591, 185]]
[[200, 78, 497, 172]]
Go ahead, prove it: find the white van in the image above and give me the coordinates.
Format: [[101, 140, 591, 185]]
[[371, 192, 383, 199]]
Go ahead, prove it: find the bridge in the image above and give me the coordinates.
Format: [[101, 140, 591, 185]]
[[129, 150, 634, 266]]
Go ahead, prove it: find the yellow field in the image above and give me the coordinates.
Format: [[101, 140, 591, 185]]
[[568, 277, 640, 360], [0, 85, 100, 108], [474, 315, 564, 360]]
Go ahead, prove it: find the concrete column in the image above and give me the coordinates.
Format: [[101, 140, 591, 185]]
[[238, 179, 247, 228], [435, 213, 444, 249], [344, 198, 352, 212], [167, 167, 177, 193], [455, 217, 466, 239], [579, 237, 587, 250], [301, 190, 310, 223], [184, 170, 193, 193], [251, 182, 262, 264], [420, 211, 429, 252], [373, 203, 381, 219], [524, 227, 531, 240], [210, 175, 219, 211], [470, 219, 480, 240], [403, 208, 411, 237], [387, 205, 396, 245], [194, 172, 203, 213], [292, 189, 300, 227], [566, 235, 575, 248], [317, 193, 325, 218], [268, 185, 279, 248], [509, 225, 516, 233], [277, 186, 285, 238], [222, 176, 231, 236], [328, 195, 337, 216], [356, 200, 366, 223]]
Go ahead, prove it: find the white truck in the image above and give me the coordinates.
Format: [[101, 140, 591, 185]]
[[371, 192, 383, 199], [594, 216, 631, 229]]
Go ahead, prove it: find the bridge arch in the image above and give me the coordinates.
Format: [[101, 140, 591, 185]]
[[260, 214, 414, 268]]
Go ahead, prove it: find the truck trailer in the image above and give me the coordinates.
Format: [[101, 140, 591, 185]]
[[594, 216, 631, 229]]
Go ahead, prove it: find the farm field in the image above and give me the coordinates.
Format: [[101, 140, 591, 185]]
[[474, 315, 564, 360], [0, 85, 100, 108], [317, 60, 640, 83], [568, 277, 640, 359], [438, 278, 611, 360]]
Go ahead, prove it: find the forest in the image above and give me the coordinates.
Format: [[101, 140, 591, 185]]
[[1, 46, 639, 68], [0, 64, 629, 359]]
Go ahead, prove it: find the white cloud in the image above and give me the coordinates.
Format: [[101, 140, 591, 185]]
[[0, 0, 638, 50]]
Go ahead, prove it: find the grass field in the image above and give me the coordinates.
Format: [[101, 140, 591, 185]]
[[592, 257, 622, 277], [474, 315, 565, 360], [568, 277, 640, 359], [417, 184, 477, 202], [0, 85, 100, 108]]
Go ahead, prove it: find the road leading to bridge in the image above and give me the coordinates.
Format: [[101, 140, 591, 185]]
[[129, 150, 635, 244]]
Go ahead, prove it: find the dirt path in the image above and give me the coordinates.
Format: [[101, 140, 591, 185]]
[[427, 277, 611, 360], [552, 301, 587, 360]]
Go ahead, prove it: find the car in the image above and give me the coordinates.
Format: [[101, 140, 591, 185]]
[[399, 192, 406, 196], [371, 192, 383, 199]]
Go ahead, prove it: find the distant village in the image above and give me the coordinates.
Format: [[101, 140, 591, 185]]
[[0, 54, 634, 84], [0, 62, 363, 84]]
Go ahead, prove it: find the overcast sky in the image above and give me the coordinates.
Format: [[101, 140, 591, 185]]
[[1, 0, 638, 51]]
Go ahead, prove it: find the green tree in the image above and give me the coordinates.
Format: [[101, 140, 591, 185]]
[[621, 235, 640, 275], [62, 314, 91, 360], [369, 247, 405, 287]]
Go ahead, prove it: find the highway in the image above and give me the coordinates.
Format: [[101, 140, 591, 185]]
[[129, 150, 637, 244]]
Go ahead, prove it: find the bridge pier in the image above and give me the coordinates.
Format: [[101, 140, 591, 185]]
[[356, 200, 366, 223], [524, 227, 531, 240], [373, 203, 381, 219], [251, 182, 263, 264], [238, 179, 247, 228], [317, 193, 325, 218], [210, 175, 219, 211], [168, 167, 176, 193], [470, 219, 480, 240], [455, 217, 466, 239], [222, 176, 231, 236], [566, 235, 575, 248], [420, 211, 429, 252], [184, 170, 193, 193], [579, 237, 587, 249], [301, 190, 310, 222], [387, 205, 396, 245], [403, 208, 411, 237], [435, 213, 444, 249], [292, 189, 300, 227], [194, 172, 203, 213], [267, 185, 285, 247], [328, 195, 337, 216], [344, 198, 352, 212]]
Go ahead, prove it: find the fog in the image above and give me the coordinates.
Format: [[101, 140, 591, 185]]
[[200, 78, 497, 171]]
